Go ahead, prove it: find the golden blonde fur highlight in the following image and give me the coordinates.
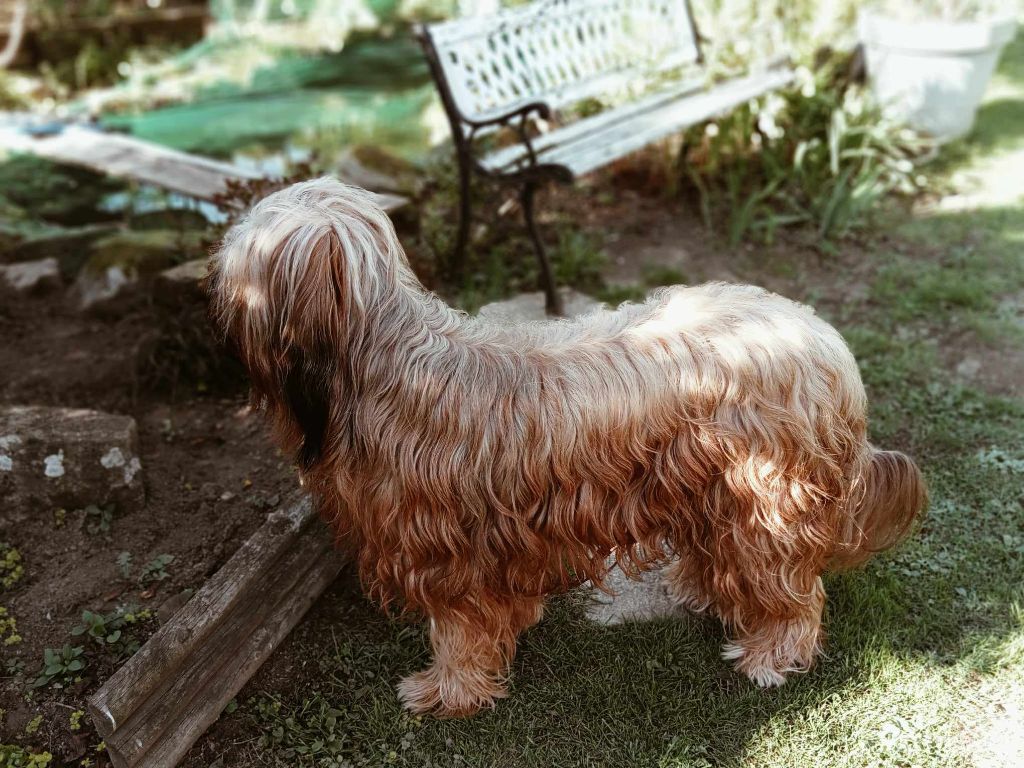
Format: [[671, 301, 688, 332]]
[[209, 178, 926, 716]]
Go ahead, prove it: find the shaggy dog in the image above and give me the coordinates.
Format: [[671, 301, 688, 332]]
[[209, 178, 926, 717]]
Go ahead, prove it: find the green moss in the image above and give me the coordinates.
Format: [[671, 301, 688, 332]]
[[83, 229, 206, 277], [0, 155, 122, 226]]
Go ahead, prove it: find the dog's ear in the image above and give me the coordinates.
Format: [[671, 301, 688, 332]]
[[277, 231, 347, 469], [211, 210, 348, 468], [283, 345, 332, 470]]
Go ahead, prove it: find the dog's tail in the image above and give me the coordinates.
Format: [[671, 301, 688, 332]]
[[830, 447, 927, 570]]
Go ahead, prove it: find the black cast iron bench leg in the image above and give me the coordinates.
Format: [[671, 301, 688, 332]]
[[521, 180, 564, 317], [449, 148, 474, 283]]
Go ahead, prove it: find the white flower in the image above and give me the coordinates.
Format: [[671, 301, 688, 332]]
[[757, 94, 786, 140], [758, 113, 784, 140], [705, 122, 720, 138], [844, 92, 865, 118]]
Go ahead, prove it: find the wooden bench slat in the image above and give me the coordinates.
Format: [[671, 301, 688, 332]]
[[479, 74, 706, 173], [553, 67, 796, 178], [480, 67, 793, 179]]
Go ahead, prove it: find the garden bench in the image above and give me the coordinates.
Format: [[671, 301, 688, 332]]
[[417, 0, 793, 315]]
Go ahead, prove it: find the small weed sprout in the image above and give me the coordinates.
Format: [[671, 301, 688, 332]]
[[70, 605, 151, 662], [116, 551, 133, 580], [82, 504, 116, 537], [1, 607, 22, 646], [139, 554, 174, 585], [1, 542, 24, 590]]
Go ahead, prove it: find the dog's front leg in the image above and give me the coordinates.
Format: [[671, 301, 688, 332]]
[[397, 594, 544, 717]]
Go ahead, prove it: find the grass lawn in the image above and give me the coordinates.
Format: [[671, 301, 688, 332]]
[[221, 36, 1024, 768]]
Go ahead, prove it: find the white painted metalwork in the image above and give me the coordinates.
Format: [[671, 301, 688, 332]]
[[427, 0, 702, 123]]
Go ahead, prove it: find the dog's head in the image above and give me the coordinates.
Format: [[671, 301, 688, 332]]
[[208, 177, 402, 468]]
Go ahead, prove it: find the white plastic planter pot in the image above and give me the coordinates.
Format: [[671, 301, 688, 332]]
[[858, 12, 1017, 141]]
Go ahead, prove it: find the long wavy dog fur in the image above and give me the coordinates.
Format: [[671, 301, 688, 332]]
[[209, 178, 926, 716]]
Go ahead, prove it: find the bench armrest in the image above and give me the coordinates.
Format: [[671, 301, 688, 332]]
[[462, 100, 553, 129]]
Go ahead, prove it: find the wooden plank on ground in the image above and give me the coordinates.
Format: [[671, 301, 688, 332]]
[[87, 493, 346, 768], [0, 121, 408, 212]]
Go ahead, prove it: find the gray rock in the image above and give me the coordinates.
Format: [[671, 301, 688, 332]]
[[956, 357, 982, 379], [157, 589, 193, 624], [477, 289, 601, 323], [337, 149, 404, 194], [153, 258, 207, 308], [72, 230, 205, 312], [585, 559, 687, 625], [73, 263, 138, 312], [0, 406, 144, 522], [0, 257, 61, 293], [3, 223, 120, 278]]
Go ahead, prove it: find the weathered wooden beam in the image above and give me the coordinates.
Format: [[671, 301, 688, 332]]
[[88, 493, 346, 768], [0, 123, 409, 212]]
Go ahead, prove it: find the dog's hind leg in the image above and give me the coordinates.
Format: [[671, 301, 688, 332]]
[[703, 474, 834, 687], [718, 569, 825, 687], [397, 594, 543, 717]]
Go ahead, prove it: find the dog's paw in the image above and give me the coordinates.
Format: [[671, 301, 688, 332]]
[[397, 665, 507, 718], [721, 642, 788, 688]]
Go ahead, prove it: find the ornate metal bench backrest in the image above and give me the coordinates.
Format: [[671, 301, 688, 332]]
[[419, 0, 703, 137]]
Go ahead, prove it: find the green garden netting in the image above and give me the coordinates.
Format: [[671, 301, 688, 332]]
[[99, 0, 459, 160]]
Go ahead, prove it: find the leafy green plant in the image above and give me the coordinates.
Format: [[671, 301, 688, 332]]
[[139, 554, 174, 585], [682, 52, 931, 246], [1, 542, 24, 590], [32, 644, 86, 689], [0, 744, 53, 767], [0, 155, 122, 226]]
